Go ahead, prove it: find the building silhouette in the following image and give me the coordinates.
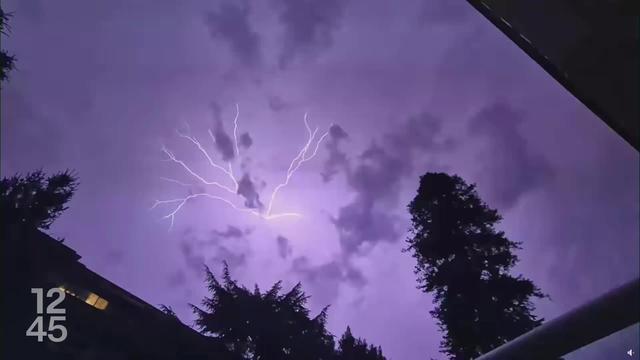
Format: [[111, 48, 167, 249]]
[[3, 225, 234, 360]]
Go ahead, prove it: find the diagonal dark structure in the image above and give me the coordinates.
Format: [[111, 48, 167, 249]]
[[474, 277, 640, 359], [464, 3, 639, 358], [465, 0, 638, 151]]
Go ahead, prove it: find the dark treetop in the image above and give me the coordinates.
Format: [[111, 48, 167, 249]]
[[406, 172, 554, 359], [1, 170, 78, 230], [0, 6, 16, 83], [191, 263, 388, 360]]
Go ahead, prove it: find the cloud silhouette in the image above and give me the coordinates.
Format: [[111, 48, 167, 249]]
[[321, 124, 350, 183], [239, 132, 253, 149], [205, 226, 251, 271], [268, 95, 289, 112], [272, 0, 348, 68], [179, 239, 207, 278], [204, 0, 261, 67], [291, 255, 366, 307], [208, 103, 237, 161], [213, 225, 247, 239], [276, 235, 293, 259], [179, 226, 251, 279], [237, 173, 264, 209], [331, 113, 453, 255], [469, 103, 553, 209]]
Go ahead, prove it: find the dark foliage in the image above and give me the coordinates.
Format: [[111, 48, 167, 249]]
[[336, 326, 386, 360], [191, 264, 388, 360], [159, 304, 179, 319], [191, 263, 336, 360], [1, 170, 78, 229], [0, 6, 16, 83], [406, 173, 549, 359]]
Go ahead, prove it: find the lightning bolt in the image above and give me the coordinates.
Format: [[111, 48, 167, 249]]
[[153, 104, 331, 229], [266, 114, 331, 217]]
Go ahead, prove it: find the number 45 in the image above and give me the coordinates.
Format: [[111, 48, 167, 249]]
[[26, 316, 67, 343]]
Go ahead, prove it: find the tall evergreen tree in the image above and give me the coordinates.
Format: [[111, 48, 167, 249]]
[[191, 263, 335, 360], [406, 173, 549, 359]]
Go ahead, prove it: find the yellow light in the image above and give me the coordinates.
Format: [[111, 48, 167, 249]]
[[85, 293, 99, 306], [59, 286, 108, 310], [59, 286, 76, 297], [94, 297, 109, 310]]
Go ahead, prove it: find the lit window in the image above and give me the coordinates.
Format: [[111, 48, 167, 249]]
[[84, 292, 109, 310], [94, 297, 109, 310], [58, 285, 109, 311], [85, 292, 99, 306]]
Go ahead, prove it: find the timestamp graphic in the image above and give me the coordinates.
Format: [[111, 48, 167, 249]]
[[25, 288, 68, 343]]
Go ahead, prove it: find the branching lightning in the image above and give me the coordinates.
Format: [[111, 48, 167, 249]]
[[152, 104, 331, 229]]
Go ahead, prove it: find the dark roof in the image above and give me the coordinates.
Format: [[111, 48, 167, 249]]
[[5, 226, 234, 359], [465, 0, 639, 151]]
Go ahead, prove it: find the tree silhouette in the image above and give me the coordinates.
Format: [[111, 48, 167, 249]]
[[159, 304, 179, 319], [336, 326, 386, 360], [0, 6, 16, 83], [191, 264, 389, 360], [406, 173, 550, 359], [1, 170, 78, 229], [191, 263, 335, 360]]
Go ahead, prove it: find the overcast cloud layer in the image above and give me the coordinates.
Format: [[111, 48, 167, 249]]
[[2, 0, 638, 358]]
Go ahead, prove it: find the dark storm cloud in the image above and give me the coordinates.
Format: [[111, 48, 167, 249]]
[[237, 173, 264, 209], [276, 235, 292, 259], [179, 225, 250, 278], [469, 103, 553, 209], [212, 225, 247, 239], [204, 0, 261, 67], [329, 123, 349, 140], [180, 240, 207, 277], [272, 0, 348, 68], [291, 255, 366, 306], [321, 124, 350, 183], [211, 116, 236, 161], [205, 225, 251, 270], [385, 113, 455, 153], [239, 132, 253, 149], [268, 95, 289, 112], [331, 113, 453, 255], [332, 192, 400, 254], [293, 256, 340, 282], [208, 244, 247, 270]]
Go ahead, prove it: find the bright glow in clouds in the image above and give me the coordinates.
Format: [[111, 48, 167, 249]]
[[152, 104, 332, 229]]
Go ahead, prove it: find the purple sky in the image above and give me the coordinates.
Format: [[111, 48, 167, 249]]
[[2, 0, 638, 358]]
